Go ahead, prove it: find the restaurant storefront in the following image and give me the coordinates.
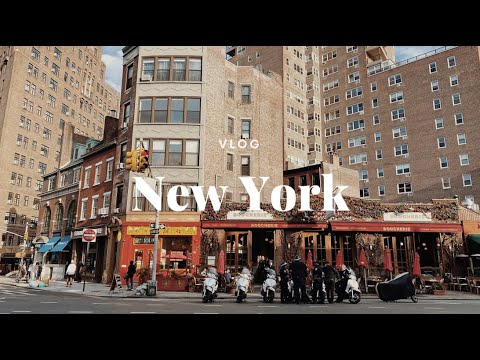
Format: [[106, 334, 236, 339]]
[[71, 226, 108, 282]]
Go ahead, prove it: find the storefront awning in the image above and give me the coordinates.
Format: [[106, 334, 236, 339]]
[[330, 221, 462, 233], [469, 234, 480, 254], [38, 236, 61, 253], [201, 221, 328, 229], [50, 235, 72, 252]]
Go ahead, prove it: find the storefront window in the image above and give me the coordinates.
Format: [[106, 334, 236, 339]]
[[161, 237, 191, 270], [316, 234, 326, 265], [395, 236, 408, 273], [85, 242, 97, 274], [135, 250, 143, 270], [331, 235, 341, 268], [343, 235, 354, 268]]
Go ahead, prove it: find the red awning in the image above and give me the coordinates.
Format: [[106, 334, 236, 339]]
[[330, 221, 462, 233], [201, 221, 328, 229]]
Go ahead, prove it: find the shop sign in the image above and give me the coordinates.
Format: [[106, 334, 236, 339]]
[[74, 227, 104, 237], [133, 237, 155, 244], [383, 212, 432, 222], [127, 226, 197, 236], [227, 210, 274, 220]]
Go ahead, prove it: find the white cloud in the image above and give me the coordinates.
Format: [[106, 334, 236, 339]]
[[102, 46, 123, 91], [395, 46, 443, 62]]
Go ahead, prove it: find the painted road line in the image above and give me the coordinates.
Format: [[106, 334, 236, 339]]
[[368, 306, 386, 309], [193, 312, 219, 314], [130, 311, 156, 314], [424, 307, 445, 310], [258, 305, 278, 308], [40, 301, 58, 304], [0, 312, 9, 314], [68, 311, 94, 314], [204, 304, 223, 307], [92, 303, 113, 305], [12, 310, 32, 313], [145, 303, 165, 306]]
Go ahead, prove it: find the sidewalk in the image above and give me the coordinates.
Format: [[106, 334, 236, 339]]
[[1, 276, 479, 300]]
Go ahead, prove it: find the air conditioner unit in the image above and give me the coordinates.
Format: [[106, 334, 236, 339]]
[[241, 134, 250, 139], [400, 118, 406, 122], [117, 162, 125, 170], [31, 52, 36, 57], [362, 144, 367, 147], [99, 207, 109, 216], [72, 68, 76, 73], [27, 68, 32, 73], [49, 83, 54, 89], [22, 104, 27, 109], [397, 83, 402, 87], [407, 192, 413, 196], [51, 68, 55, 73], [404, 154, 409, 158], [405, 173, 411, 177], [360, 128, 365, 131], [37, 168, 43, 173], [66, 111, 70, 116], [40, 150, 45, 156], [16, 141, 21, 146], [358, 111, 364, 115], [402, 135, 408, 140], [4, 220, 8, 224], [142, 74, 152, 81], [363, 161, 368, 165], [7, 200, 12, 204], [113, 208, 120, 214], [68, 96, 72, 100], [10, 179, 15, 184], [364, 179, 369, 183], [13, 160, 18, 165]]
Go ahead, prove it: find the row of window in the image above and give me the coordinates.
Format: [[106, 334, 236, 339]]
[[10, 173, 39, 189], [138, 97, 201, 124], [7, 192, 35, 207], [82, 159, 114, 189], [79, 193, 111, 221], [13, 153, 47, 174], [140, 57, 202, 83], [130, 139, 200, 167]]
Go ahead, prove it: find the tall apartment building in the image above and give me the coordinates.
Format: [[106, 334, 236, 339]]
[[116, 46, 283, 274], [0, 46, 120, 264], [228, 46, 480, 204]]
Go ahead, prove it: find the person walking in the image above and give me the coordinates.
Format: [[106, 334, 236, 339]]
[[279, 261, 290, 303], [126, 260, 136, 291], [311, 260, 325, 304], [65, 260, 76, 287], [290, 255, 310, 304]]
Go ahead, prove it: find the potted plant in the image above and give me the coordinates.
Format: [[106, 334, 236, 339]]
[[432, 281, 446, 295], [136, 267, 150, 285]]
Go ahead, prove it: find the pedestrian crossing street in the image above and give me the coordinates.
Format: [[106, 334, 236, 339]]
[[0, 284, 37, 297]]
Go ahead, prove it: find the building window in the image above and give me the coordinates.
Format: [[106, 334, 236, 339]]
[[103, 192, 111, 210], [106, 160, 113, 181], [348, 71, 360, 83], [376, 149, 383, 160], [148, 139, 199, 167], [457, 132, 466, 145], [126, 64, 133, 90], [91, 196, 99, 218], [437, 136, 446, 148], [241, 85, 251, 104], [442, 177, 451, 189], [433, 99, 441, 110], [240, 193, 249, 203], [398, 183, 412, 194], [447, 56, 456, 68], [227, 81, 234, 99], [435, 118, 444, 129], [429, 62, 437, 73], [360, 188, 369, 198], [370, 82, 377, 92], [378, 185, 385, 196], [396, 163, 410, 175], [79, 198, 87, 221], [123, 102, 130, 127], [241, 156, 250, 176], [388, 74, 402, 86], [431, 80, 439, 92], [454, 113, 464, 125], [372, 98, 378, 108], [374, 132, 381, 142], [373, 114, 380, 125], [394, 144, 408, 156], [390, 91, 403, 103], [463, 174, 472, 187], [83, 168, 91, 188], [31, 47, 40, 60], [226, 153, 233, 171], [173, 58, 186, 81], [450, 75, 458, 86], [227, 116, 234, 135], [452, 93, 461, 105], [439, 156, 448, 169], [142, 58, 154, 80], [377, 168, 384, 178], [94, 164, 101, 185], [241, 119, 251, 139], [460, 154, 469, 166], [358, 170, 368, 181], [189, 58, 202, 81], [138, 97, 201, 124], [391, 108, 405, 120]]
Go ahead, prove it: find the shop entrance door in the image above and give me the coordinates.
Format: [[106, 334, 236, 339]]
[[225, 232, 249, 274]]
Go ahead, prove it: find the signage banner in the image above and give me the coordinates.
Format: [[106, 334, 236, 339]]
[[127, 226, 197, 236], [226, 210, 274, 221], [383, 212, 432, 222]]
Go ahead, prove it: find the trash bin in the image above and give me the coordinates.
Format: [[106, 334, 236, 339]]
[[146, 280, 157, 296]]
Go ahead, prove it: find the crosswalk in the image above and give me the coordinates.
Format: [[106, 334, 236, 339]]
[[0, 285, 37, 297]]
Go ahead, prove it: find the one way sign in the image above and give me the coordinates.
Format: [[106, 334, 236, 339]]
[[159, 224, 166, 229]]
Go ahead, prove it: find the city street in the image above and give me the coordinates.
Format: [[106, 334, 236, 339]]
[[1, 283, 479, 314]]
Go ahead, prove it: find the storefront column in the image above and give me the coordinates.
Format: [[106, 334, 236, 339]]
[[325, 233, 332, 264], [102, 231, 116, 284], [438, 233, 444, 277], [274, 229, 283, 272], [392, 236, 398, 276]]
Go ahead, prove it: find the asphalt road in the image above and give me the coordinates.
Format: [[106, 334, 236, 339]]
[[1, 284, 480, 314]]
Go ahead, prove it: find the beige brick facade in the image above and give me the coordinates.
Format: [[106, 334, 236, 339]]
[[0, 46, 119, 257]]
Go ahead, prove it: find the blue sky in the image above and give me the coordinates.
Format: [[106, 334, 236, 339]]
[[102, 46, 442, 91]]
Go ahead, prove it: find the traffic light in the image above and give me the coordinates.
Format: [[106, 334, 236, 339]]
[[138, 148, 149, 172], [125, 149, 139, 171]]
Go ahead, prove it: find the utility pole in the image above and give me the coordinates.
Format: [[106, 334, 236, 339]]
[[151, 179, 160, 284]]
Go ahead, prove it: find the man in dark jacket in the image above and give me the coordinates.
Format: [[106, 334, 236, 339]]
[[290, 255, 310, 304], [126, 260, 136, 290], [311, 261, 325, 304], [322, 262, 339, 303], [279, 261, 290, 303]]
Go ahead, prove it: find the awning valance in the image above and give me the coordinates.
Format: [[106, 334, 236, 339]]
[[50, 235, 72, 252], [330, 221, 462, 233], [38, 236, 61, 253]]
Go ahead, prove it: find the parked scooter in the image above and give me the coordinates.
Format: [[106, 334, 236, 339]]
[[335, 266, 361, 304], [202, 267, 218, 303], [235, 268, 252, 303], [261, 268, 277, 303]]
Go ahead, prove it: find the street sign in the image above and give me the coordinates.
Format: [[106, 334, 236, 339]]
[[150, 229, 159, 235], [82, 229, 97, 242], [159, 224, 166, 229], [150, 223, 156, 228]]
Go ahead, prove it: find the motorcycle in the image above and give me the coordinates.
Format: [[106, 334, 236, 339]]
[[202, 268, 218, 303], [336, 266, 361, 304], [261, 268, 277, 303], [235, 268, 252, 303]]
